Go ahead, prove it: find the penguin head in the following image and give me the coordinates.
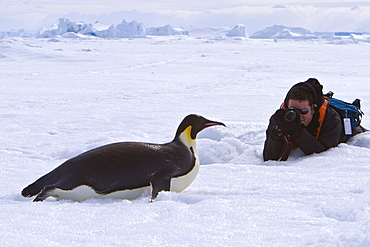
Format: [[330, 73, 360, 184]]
[[174, 114, 226, 144]]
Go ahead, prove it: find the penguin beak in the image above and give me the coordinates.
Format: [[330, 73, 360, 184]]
[[204, 121, 226, 128]]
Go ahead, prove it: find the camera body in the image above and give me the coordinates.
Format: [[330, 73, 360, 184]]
[[284, 107, 309, 122]]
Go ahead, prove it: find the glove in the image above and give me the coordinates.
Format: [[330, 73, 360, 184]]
[[267, 109, 286, 140], [280, 108, 302, 136]]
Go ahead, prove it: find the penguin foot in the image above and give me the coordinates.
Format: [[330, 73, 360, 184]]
[[33, 185, 57, 202]]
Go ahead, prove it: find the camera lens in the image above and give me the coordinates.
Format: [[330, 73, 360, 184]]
[[284, 110, 296, 122]]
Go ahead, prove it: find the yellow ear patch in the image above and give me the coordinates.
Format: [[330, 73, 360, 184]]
[[178, 125, 196, 148], [184, 126, 195, 141]]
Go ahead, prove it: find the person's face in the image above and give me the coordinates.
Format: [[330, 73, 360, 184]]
[[288, 99, 315, 127]]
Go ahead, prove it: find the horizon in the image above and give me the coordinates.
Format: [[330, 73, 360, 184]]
[[1, 1, 370, 33]]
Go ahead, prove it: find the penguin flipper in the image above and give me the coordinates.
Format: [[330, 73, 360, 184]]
[[150, 171, 172, 201], [22, 172, 61, 199], [21, 180, 46, 198]]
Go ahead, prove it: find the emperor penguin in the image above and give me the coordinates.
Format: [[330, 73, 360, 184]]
[[21, 114, 225, 202]]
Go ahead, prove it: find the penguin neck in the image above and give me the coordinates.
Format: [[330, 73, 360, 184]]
[[176, 126, 198, 156]]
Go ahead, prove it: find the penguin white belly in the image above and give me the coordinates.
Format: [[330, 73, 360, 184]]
[[48, 159, 200, 201], [170, 159, 200, 192], [48, 164, 199, 202], [50, 186, 151, 201]]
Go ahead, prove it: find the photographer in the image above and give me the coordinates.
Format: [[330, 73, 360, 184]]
[[263, 78, 342, 161]]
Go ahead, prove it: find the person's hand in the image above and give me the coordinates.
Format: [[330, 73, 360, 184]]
[[267, 109, 286, 139], [280, 108, 302, 136]]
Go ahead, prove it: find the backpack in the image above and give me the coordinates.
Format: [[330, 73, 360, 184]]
[[324, 91, 364, 136]]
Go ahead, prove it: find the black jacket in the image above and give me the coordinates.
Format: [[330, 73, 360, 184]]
[[263, 106, 342, 161]]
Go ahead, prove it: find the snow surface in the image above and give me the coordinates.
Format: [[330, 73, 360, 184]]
[[2, 35, 370, 246]]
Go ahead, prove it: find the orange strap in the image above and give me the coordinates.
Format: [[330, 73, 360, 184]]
[[315, 99, 328, 139]]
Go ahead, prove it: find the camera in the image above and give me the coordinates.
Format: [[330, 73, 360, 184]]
[[284, 107, 309, 122]]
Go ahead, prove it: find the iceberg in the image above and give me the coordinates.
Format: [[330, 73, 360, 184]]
[[226, 24, 248, 37], [37, 18, 146, 38]]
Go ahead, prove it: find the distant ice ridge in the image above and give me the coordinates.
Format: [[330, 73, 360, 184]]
[[2, 18, 370, 42], [250, 25, 319, 39], [249, 24, 370, 42], [0, 18, 245, 39], [0, 29, 34, 39], [146, 25, 189, 36]]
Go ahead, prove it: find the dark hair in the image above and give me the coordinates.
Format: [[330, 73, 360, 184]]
[[283, 78, 324, 109], [284, 83, 314, 107]]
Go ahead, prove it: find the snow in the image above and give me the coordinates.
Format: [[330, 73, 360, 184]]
[[2, 33, 370, 246]]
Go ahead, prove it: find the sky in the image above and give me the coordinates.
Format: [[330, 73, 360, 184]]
[[1, 1, 370, 33]]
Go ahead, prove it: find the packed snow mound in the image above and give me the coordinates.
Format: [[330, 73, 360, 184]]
[[146, 25, 189, 36], [226, 24, 248, 37], [197, 122, 265, 164], [250, 25, 316, 39]]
